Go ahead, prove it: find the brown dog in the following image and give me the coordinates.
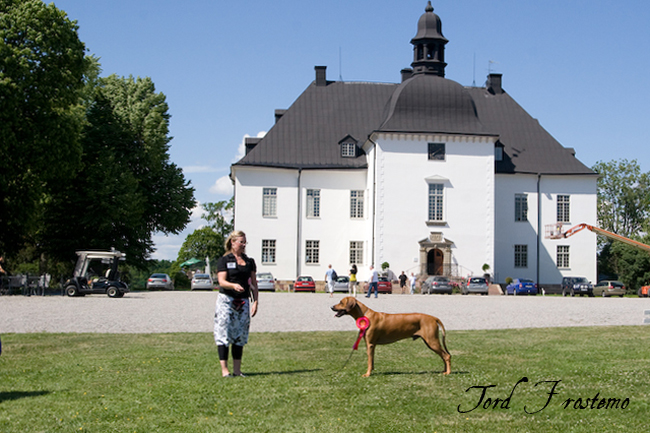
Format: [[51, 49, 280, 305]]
[[332, 296, 451, 377]]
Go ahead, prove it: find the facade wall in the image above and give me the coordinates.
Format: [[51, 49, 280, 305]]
[[372, 133, 496, 279], [232, 166, 369, 281], [494, 174, 598, 286]]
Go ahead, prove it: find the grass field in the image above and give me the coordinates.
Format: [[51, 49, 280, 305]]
[[1, 327, 648, 432]]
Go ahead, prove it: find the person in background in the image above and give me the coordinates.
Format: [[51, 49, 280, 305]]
[[365, 265, 379, 298], [349, 264, 358, 297], [399, 271, 408, 294]]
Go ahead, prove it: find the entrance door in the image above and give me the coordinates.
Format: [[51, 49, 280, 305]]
[[427, 249, 444, 275]]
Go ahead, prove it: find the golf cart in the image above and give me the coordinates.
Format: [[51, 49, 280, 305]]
[[64, 249, 129, 298]]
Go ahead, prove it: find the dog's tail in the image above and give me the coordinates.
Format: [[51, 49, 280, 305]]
[[438, 319, 450, 355]]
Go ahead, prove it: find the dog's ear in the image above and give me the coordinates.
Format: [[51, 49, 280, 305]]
[[345, 297, 357, 312]]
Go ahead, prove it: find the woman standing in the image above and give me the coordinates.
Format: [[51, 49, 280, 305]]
[[215, 230, 259, 377]]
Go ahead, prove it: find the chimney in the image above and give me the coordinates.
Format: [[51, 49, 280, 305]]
[[400, 68, 413, 82], [244, 137, 262, 155], [487, 73, 503, 94], [315, 66, 327, 86], [274, 109, 287, 123]]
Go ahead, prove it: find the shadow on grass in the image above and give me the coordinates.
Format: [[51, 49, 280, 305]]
[[243, 368, 323, 377], [371, 370, 469, 376], [0, 390, 51, 403]]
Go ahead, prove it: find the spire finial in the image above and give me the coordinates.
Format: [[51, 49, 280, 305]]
[[425, 1, 433, 13]]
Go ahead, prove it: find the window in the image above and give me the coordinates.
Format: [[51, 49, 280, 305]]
[[557, 245, 570, 268], [262, 188, 277, 217], [428, 142, 445, 161], [341, 143, 356, 157], [350, 190, 364, 219], [514, 245, 528, 268], [495, 146, 504, 162], [305, 240, 320, 264], [350, 241, 363, 265], [557, 195, 570, 223], [306, 189, 320, 218], [428, 183, 444, 221], [261, 240, 276, 264], [515, 194, 528, 222]]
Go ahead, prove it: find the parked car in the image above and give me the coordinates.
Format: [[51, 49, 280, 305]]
[[256, 272, 276, 291], [191, 273, 213, 290], [561, 276, 594, 297], [593, 280, 625, 297], [294, 276, 315, 292], [333, 276, 350, 292], [377, 276, 393, 294], [147, 273, 174, 291], [506, 278, 538, 296], [421, 276, 452, 295], [463, 276, 489, 295]]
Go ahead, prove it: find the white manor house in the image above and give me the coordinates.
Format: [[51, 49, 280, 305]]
[[229, 2, 597, 290]]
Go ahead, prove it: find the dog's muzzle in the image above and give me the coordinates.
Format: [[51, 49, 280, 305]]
[[331, 306, 348, 317]]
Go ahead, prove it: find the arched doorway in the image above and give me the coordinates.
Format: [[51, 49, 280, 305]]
[[427, 248, 444, 275]]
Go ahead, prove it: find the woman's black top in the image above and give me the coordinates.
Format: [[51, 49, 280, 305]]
[[216, 253, 257, 299]]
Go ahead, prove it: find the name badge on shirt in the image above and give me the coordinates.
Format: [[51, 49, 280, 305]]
[[227, 262, 237, 269]]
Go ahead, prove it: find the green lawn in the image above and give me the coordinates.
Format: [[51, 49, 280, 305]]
[[1, 327, 648, 432]]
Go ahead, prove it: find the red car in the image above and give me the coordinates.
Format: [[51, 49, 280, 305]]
[[364, 276, 393, 294], [294, 276, 315, 292]]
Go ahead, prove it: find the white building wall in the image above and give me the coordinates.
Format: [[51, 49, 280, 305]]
[[372, 133, 496, 279], [494, 174, 597, 286], [232, 166, 370, 281]]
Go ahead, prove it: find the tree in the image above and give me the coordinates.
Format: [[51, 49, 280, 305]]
[[0, 0, 89, 255], [41, 75, 196, 268], [592, 159, 650, 239], [175, 199, 234, 271]]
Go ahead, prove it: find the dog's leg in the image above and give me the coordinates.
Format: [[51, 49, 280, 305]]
[[419, 323, 452, 375], [363, 342, 376, 377]]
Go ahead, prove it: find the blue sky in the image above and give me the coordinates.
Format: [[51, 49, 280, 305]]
[[49, 0, 650, 260]]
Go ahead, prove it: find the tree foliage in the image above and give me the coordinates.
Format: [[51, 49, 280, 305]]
[[0, 0, 88, 255], [42, 76, 196, 268], [592, 159, 650, 239]]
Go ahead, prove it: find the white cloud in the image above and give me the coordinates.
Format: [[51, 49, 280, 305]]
[[234, 131, 266, 162], [210, 175, 234, 195]]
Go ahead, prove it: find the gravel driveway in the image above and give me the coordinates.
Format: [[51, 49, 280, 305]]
[[2, 291, 649, 334]]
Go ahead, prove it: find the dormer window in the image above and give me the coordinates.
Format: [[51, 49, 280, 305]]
[[339, 135, 359, 158]]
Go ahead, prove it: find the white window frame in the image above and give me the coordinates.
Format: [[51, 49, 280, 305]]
[[350, 190, 364, 219], [306, 189, 320, 218], [428, 183, 444, 222], [557, 245, 570, 268], [514, 244, 528, 268], [305, 240, 320, 264], [515, 194, 528, 222], [261, 239, 276, 264], [349, 241, 364, 265], [557, 195, 570, 223], [262, 188, 277, 217], [341, 143, 356, 157]]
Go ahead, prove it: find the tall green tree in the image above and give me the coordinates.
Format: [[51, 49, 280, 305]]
[[42, 76, 195, 268], [593, 159, 650, 239], [0, 0, 88, 255]]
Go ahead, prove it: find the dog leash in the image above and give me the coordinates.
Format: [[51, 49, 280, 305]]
[[339, 317, 370, 371]]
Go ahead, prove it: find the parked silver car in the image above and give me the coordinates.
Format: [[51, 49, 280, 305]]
[[422, 276, 452, 295], [191, 273, 213, 290], [147, 273, 174, 291], [333, 276, 350, 292], [256, 272, 276, 291], [462, 276, 489, 295], [593, 280, 626, 297]]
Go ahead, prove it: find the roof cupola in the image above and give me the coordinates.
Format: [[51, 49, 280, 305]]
[[410, 1, 448, 77]]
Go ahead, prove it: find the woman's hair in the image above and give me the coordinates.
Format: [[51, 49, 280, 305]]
[[224, 230, 247, 255], [351, 264, 357, 273]]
